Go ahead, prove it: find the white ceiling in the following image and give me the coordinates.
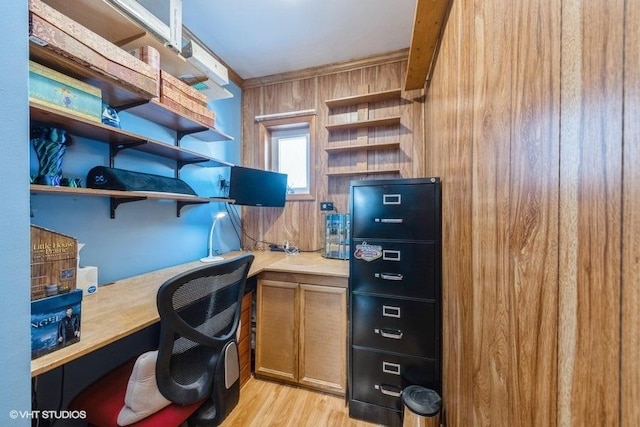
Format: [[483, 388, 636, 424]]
[[181, 0, 418, 80]]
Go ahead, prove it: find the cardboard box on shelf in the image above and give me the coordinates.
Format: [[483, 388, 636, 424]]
[[30, 225, 77, 300], [160, 70, 208, 105], [31, 289, 83, 359], [158, 71, 215, 128]]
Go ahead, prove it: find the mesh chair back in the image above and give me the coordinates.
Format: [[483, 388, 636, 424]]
[[155, 254, 254, 404]]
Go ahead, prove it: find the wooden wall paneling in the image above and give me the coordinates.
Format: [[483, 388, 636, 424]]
[[423, 0, 474, 424], [316, 77, 330, 209], [622, 0, 640, 424], [400, 60, 425, 178], [241, 86, 264, 249], [242, 58, 425, 255], [252, 80, 318, 251], [356, 83, 370, 173], [367, 63, 401, 175], [263, 79, 317, 115], [558, 1, 624, 426], [242, 87, 263, 167], [470, 0, 513, 425], [320, 70, 355, 212], [509, 0, 560, 425]]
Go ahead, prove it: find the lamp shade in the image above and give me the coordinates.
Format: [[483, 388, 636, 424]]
[[200, 212, 227, 263]]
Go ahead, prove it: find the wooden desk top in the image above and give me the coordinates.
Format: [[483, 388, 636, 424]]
[[31, 251, 348, 377]]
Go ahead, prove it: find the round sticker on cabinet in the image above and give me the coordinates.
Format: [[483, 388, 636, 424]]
[[353, 242, 383, 262]]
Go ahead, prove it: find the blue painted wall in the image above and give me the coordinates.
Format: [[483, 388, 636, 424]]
[[1, 2, 31, 425], [30, 83, 243, 284]]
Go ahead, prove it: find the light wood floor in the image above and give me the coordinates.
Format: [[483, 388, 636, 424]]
[[220, 377, 382, 427]]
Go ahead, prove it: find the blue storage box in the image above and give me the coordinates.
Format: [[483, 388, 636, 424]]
[[31, 289, 83, 359], [29, 60, 102, 122]]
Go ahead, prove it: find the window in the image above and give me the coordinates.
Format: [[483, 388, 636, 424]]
[[271, 127, 310, 194], [258, 113, 316, 201]]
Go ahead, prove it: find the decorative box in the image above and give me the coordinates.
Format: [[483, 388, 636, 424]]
[[31, 225, 77, 300], [31, 289, 83, 359], [29, 0, 159, 99], [29, 60, 102, 122], [159, 70, 215, 127]]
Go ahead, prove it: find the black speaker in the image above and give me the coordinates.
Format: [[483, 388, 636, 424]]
[[86, 166, 197, 195]]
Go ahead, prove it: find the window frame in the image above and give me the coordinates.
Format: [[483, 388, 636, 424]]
[[258, 114, 316, 202]]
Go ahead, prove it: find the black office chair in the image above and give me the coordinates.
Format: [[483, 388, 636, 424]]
[[69, 254, 254, 427]]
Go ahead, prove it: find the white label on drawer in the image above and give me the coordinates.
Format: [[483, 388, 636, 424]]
[[382, 361, 401, 375], [353, 242, 382, 262], [382, 305, 401, 318], [382, 250, 401, 261], [383, 194, 402, 205]]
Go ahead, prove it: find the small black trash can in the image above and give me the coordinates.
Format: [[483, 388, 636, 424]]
[[402, 385, 441, 427]]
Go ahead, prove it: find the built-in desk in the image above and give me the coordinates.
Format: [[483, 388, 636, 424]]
[[31, 251, 348, 377]]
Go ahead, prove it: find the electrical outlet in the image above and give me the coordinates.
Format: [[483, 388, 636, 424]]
[[218, 175, 228, 191], [320, 201, 334, 211]]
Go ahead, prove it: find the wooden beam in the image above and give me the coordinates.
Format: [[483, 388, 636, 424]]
[[405, 0, 453, 90]]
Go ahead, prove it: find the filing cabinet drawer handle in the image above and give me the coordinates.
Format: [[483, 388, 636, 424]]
[[382, 361, 401, 375], [382, 305, 401, 318], [383, 194, 402, 205], [375, 328, 403, 340], [375, 384, 402, 397], [375, 218, 404, 224], [379, 273, 404, 281]]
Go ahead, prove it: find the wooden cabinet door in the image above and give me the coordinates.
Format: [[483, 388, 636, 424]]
[[299, 284, 347, 395], [255, 279, 299, 383]]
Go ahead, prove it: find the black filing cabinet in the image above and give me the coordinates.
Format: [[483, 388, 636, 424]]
[[348, 178, 441, 426]]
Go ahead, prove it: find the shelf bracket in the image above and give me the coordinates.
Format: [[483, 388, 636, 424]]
[[110, 196, 146, 219], [177, 159, 208, 171], [176, 200, 208, 217], [110, 141, 147, 165], [176, 128, 208, 144], [113, 100, 150, 113]]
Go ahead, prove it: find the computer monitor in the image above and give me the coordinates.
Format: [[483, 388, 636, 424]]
[[228, 166, 287, 207]]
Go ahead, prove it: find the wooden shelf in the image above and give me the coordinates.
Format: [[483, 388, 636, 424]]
[[30, 43, 150, 108], [325, 116, 401, 132], [30, 1, 234, 218], [121, 99, 233, 142], [325, 89, 402, 109], [27, 52, 231, 142], [325, 169, 401, 177], [30, 185, 232, 218], [30, 103, 233, 167], [325, 142, 400, 154], [30, 184, 208, 201], [41, 0, 211, 86], [30, 184, 231, 203]]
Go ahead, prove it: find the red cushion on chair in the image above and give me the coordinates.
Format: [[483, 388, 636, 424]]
[[69, 358, 204, 427]]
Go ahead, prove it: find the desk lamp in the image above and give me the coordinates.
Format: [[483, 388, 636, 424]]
[[200, 211, 227, 263]]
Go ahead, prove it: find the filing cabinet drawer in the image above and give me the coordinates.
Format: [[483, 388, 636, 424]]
[[351, 182, 440, 241], [350, 240, 440, 300], [351, 348, 437, 411], [352, 294, 438, 358]]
